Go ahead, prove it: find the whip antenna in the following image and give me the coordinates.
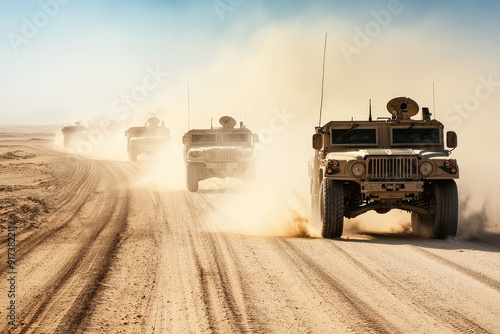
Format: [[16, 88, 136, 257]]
[[369, 99, 372, 122], [187, 78, 191, 130], [318, 32, 327, 127], [432, 82, 436, 119]]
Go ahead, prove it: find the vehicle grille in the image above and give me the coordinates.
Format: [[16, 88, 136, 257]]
[[209, 150, 236, 162], [366, 156, 418, 180]]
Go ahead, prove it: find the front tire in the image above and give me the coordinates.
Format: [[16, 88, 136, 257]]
[[186, 163, 199, 192], [319, 179, 344, 239], [431, 180, 458, 239], [128, 147, 138, 162]]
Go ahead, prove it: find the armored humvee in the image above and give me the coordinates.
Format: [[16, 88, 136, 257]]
[[182, 116, 259, 192], [310, 97, 459, 239], [61, 122, 86, 148], [125, 117, 170, 161]]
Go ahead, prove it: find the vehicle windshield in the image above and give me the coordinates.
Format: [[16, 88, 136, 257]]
[[392, 127, 440, 145], [191, 134, 217, 144], [222, 133, 249, 143], [331, 128, 377, 145]]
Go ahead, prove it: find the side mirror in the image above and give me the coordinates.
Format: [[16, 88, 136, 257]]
[[312, 134, 323, 150], [252, 134, 259, 144], [182, 136, 186, 144], [124, 130, 128, 137], [446, 131, 458, 148]]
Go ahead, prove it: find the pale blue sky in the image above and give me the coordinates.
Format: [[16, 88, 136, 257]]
[[0, 0, 499, 124]]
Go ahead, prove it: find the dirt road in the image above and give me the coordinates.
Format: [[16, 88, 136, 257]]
[[1, 139, 499, 333]]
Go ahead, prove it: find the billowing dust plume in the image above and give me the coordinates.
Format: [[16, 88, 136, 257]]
[[52, 17, 500, 239]]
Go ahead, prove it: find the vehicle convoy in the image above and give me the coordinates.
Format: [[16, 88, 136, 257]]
[[61, 122, 87, 148], [182, 116, 259, 192], [309, 97, 459, 239], [124, 117, 170, 161]]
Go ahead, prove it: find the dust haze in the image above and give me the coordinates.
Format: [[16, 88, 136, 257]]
[[47, 16, 500, 238]]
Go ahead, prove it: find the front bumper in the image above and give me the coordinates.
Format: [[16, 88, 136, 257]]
[[361, 181, 424, 200]]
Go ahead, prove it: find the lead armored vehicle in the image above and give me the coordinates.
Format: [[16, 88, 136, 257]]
[[309, 97, 459, 239], [182, 116, 259, 192], [125, 117, 170, 161]]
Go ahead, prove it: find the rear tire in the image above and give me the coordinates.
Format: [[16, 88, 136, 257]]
[[319, 179, 344, 239], [187, 163, 199, 192]]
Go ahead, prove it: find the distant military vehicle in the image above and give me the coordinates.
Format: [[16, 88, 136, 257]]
[[182, 116, 259, 192], [309, 97, 459, 239], [124, 117, 170, 161], [61, 122, 86, 148]]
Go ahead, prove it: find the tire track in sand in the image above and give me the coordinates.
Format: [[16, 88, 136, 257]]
[[317, 241, 494, 333], [0, 159, 99, 273], [275, 239, 398, 333], [3, 161, 129, 334], [412, 246, 500, 293]]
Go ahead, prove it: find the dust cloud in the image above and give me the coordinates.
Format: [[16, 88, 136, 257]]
[[343, 211, 412, 237], [200, 152, 312, 238], [457, 194, 500, 244], [51, 17, 500, 238]]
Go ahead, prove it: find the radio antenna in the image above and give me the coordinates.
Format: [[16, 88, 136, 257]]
[[369, 99, 372, 122], [187, 78, 191, 130], [318, 32, 327, 127], [432, 82, 436, 119]]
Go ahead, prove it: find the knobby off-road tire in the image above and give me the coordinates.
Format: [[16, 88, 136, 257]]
[[186, 163, 199, 192], [431, 180, 458, 239], [320, 179, 344, 239], [128, 147, 138, 162], [411, 180, 458, 239]]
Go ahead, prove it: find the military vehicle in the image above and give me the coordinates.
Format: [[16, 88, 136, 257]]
[[182, 116, 259, 192], [124, 117, 170, 161], [309, 97, 459, 239], [61, 122, 86, 148]]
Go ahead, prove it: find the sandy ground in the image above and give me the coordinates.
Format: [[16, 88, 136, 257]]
[[0, 127, 499, 333]]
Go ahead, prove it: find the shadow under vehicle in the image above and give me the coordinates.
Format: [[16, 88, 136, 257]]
[[125, 117, 170, 162], [61, 122, 86, 148], [182, 116, 259, 192], [309, 97, 459, 239]]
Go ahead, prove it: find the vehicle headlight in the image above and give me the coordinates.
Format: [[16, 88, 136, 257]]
[[189, 151, 201, 158], [202, 151, 212, 160], [419, 161, 433, 177], [351, 162, 366, 177]]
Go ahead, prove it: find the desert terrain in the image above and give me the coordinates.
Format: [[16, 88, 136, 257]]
[[0, 126, 499, 334]]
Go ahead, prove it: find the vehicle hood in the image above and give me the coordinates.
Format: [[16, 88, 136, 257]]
[[188, 146, 252, 151], [326, 148, 448, 160]]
